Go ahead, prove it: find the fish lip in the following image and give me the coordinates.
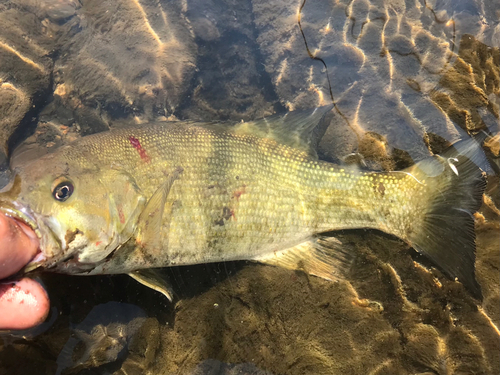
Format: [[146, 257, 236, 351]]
[[1, 205, 82, 274], [23, 252, 46, 272], [0, 203, 47, 272], [0, 204, 41, 239]]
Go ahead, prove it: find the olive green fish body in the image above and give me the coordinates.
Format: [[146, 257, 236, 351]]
[[0, 107, 487, 298], [55, 124, 419, 271]]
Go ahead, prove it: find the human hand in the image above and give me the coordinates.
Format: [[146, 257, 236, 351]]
[[0, 214, 49, 330]]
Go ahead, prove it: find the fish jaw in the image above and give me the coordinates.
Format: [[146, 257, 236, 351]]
[[24, 212, 124, 275], [0, 201, 79, 274], [16, 211, 135, 276], [0, 204, 43, 272], [0, 201, 41, 240]]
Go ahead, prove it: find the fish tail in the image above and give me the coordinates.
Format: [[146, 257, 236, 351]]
[[406, 137, 489, 299]]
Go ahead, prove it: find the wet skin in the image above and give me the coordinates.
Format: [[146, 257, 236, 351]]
[[0, 214, 49, 330]]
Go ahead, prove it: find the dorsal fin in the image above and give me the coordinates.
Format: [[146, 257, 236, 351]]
[[230, 105, 334, 157], [179, 106, 333, 157]]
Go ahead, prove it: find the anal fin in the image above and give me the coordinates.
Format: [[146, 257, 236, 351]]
[[128, 269, 175, 302], [253, 236, 353, 281]]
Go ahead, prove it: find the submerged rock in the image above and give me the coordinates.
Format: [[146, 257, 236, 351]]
[[55, 302, 148, 374]]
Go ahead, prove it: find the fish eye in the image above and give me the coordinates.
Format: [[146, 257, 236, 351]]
[[52, 181, 74, 202]]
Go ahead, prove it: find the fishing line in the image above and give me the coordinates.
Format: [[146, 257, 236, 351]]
[[423, 0, 456, 74], [297, 0, 361, 143]]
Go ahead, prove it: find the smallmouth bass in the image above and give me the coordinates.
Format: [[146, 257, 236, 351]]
[[0, 106, 488, 299]]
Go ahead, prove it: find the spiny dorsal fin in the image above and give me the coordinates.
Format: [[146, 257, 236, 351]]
[[231, 105, 334, 157], [252, 235, 353, 281]]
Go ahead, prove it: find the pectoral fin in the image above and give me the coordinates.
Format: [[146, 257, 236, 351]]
[[253, 236, 353, 281], [135, 166, 183, 251], [128, 269, 175, 301], [105, 169, 147, 240]]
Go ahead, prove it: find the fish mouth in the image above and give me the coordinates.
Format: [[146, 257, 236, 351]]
[[0, 203, 46, 273], [1, 203, 87, 275], [0, 204, 41, 239]]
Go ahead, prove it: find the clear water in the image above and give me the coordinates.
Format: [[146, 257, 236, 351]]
[[0, 0, 498, 374]]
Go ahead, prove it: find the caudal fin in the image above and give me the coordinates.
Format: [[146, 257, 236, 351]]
[[407, 138, 489, 299]]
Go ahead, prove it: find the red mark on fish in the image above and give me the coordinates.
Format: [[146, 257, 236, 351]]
[[129, 136, 150, 163], [117, 204, 126, 224], [232, 184, 247, 201]]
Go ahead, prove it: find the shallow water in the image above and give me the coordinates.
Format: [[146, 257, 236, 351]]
[[0, 0, 499, 374]]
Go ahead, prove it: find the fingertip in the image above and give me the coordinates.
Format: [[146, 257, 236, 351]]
[[0, 215, 40, 279], [0, 278, 50, 330]]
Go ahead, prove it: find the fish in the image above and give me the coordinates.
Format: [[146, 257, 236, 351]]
[[0, 106, 488, 300]]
